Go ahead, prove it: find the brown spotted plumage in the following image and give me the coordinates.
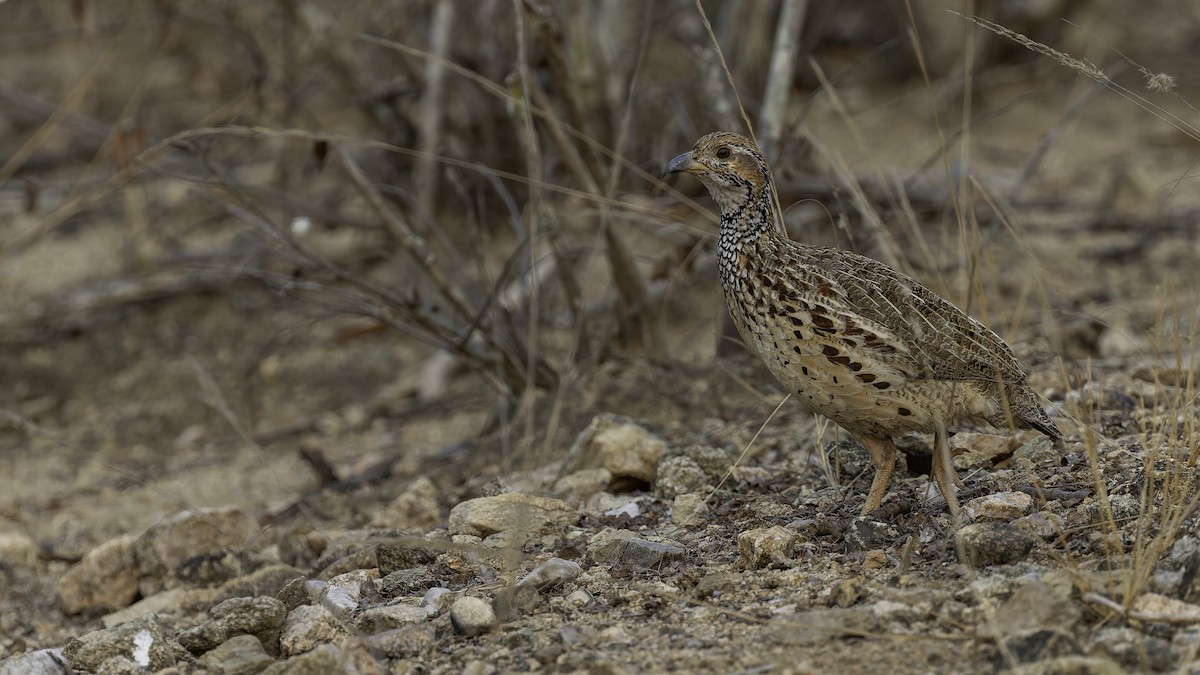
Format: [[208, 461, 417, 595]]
[[664, 131, 1061, 516]]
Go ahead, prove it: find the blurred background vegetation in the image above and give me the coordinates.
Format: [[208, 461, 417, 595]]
[[2, 0, 1198, 475]]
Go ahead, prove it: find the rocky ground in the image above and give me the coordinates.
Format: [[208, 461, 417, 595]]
[[5, 1, 1200, 674]]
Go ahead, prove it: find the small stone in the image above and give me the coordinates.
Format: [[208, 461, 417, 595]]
[[862, 550, 888, 570], [135, 508, 259, 596], [355, 604, 428, 633], [450, 596, 496, 637], [62, 614, 191, 672], [1079, 493, 1139, 524], [519, 557, 582, 590], [275, 577, 311, 613], [378, 566, 437, 598], [1090, 626, 1175, 672], [737, 526, 798, 570], [57, 534, 140, 615], [364, 625, 437, 659], [1014, 436, 1059, 464], [195, 634, 274, 674], [828, 579, 862, 608], [584, 530, 685, 570], [1132, 592, 1200, 621], [422, 587, 452, 614], [553, 468, 613, 502], [565, 589, 592, 607], [671, 493, 709, 527], [569, 414, 665, 482], [278, 605, 348, 657], [955, 523, 1036, 567], [0, 531, 38, 569], [99, 588, 208, 628], [951, 433, 1017, 469], [1014, 511, 1065, 540], [0, 648, 69, 675], [369, 477, 441, 530], [1012, 656, 1123, 675], [845, 517, 900, 551], [1002, 629, 1082, 664], [217, 564, 306, 601], [263, 639, 380, 675], [319, 570, 376, 619], [448, 493, 578, 537], [965, 491, 1033, 521], [989, 582, 1079, 637], [654, 456, 709, 499], [375, 542, 439, 576], [176, 596, 287, 656]]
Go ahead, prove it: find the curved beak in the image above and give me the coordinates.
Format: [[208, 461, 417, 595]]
[[661, 151, 698, 178]]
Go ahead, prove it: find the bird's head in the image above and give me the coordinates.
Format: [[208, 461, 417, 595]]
[[662, 131, 772, 214]]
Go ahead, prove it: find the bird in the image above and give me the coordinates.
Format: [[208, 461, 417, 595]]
[[662, 131, 1062, 517]]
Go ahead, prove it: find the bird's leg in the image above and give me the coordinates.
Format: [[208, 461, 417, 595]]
[[857, 435, 897, 515], [932, 419, 962, 520]]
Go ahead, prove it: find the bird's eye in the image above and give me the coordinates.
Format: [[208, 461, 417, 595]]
[[716, 146, 731, 159]]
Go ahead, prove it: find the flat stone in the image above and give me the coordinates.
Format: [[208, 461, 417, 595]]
[[585, 530, 685, 570], [195, 634, 275, 675], [989, 582, 1079, 637], [58, 534, 140, 615], [448, 493, 577, 537], [135, 508, 259, 596], [951, 432, 1017, 469], [553, 468, 613, 502], [263, 639, 381, 675], [364, 625, 437, 658], [955, 523, 1037, 567], [62, 614, 191, 673], [176, 596, 287, 656], [378, 566, 438, 599], [375, 542, 438, 576], [518, 557, 582, 591], [965, 491, 1033, 521], [0, 648, 69, 675], [354, 604, 428, 634], [737, 526, 798, 570]]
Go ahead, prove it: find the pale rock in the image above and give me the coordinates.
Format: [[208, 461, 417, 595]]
[[319, 569, 377, 619], [195, 634, 274, 674], [671, 493, 709, 527], [737, 526, 798, 570], [0, 531, 37, 569], [553, 468, 613, 502], [58, 534, 140, 615], [449, 596, 495, 637], [278, 605, 349, 657], [965, 491, 1033, 521], [569, 414, 665, 482], [176, 596, 287, 656], [355, 604, 427, 634], [0, 648, 69, 675], [263, 638, 380, 675], [448, 493, 577, 537], [369, 477, 441, 530], [135, 508, 259, 595], [62, 614, 190, 672]]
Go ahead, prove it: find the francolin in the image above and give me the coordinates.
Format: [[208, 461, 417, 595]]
[[663, 132, 1061, 516]]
